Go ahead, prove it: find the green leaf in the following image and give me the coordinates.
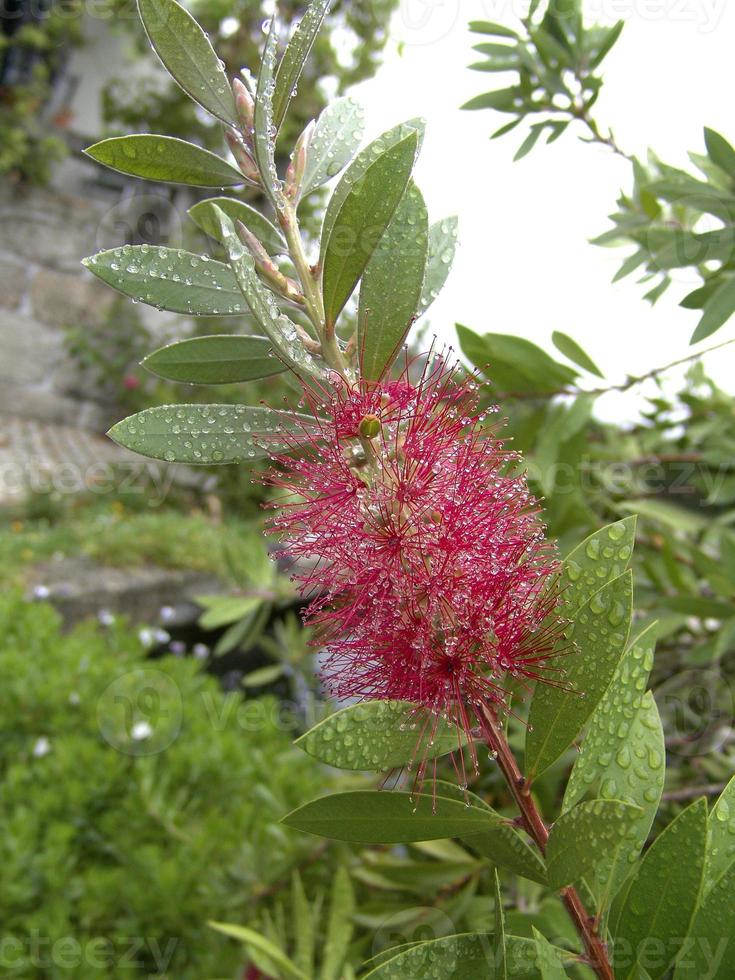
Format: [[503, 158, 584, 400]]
[[493, 869, 507, 980], [362, 934, 573, 979], [614, 799, 708, 980], [592, 692, 665, 909], [296, 700, 467, 771], [455, 326, 578, 395], [322, 131, 419, 328], [282, 791, 504, 844], [461, 87, 522, 112], [560, 517, 636, 618], [358, 181, 428, 380], [546, 800, 643, 890], [242, 664, 284, 688], [616, 499, 706, 534], [551, 331, 604, 377], [514, 124, 545, 162], [320, 118, 425, 267], [208, 922, 307, 980], [212, 206, 326, 378], [253, 16, 283, 211], [321, 866, 355, 980], [532, 928, 569, 979], [300, 97, 365, 199], [198, 595, 263, 630], [705, 775, 735, 893], [563, 624, 656, 811], [526, 570, 634, 777], [469, 20, 520, 39], [84, 135, 243, 187], [704, 127, 735, 177], [691, 274, 735, 343], [273, 0, 332, 131], [143, 335, 286, 384], [137, 0, 237, 125], [673, 862, 735, 979], [108, 404, 315, 465], [291, 872, 315, 978], [188, 198, 286, 255], [82, 246, 244, 316], [419, 216, 459, 316], [588, 20, 624, 70]]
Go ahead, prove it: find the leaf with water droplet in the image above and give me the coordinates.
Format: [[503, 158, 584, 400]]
[[273, 0, 332, 131], [83, 246, 244, 315], [108, 403, 316, 465], [673, 860, 735, 980], [418, 215, 459, 316], [322, 131, 420, 329], [358, 181, 428, 380], [300, 97, 365, 199], [561, 517, 637, 619], [143, 334, 286, 384], [614, 798, 707, 980], [705, 774, 735, 894], [546, 799, 643, 890], [282, 790, 506, 844], [296, 700, 467, 771], [526, 570, 633, 778], [253, 16, 285, 211], [137, 0, 238, 125], [85, 135, 243, 187], [189, 197, 287, 255], [563, 623, 656, 812]]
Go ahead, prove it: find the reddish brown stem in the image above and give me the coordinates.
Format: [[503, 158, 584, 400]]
[[479, 705, 615, 980]]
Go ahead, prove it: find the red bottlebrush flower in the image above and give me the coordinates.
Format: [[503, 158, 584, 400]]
[[265, 356, 565, 777]]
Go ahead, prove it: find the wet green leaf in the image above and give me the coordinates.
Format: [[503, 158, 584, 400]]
[[143, 335, 286, 384], [673, 861, 735, 979], [563, 624, 656, 811], [282, 791, 504, 844], [322, 131, 419, 328], [705, 775, 735, 893], [188, 198, 286, 254], [614, 799, 708, 980], [560, 517, 636, 618], [551, 331, 604, 377], [83, 246, 243, 316], [108, 404, 314, 465], [526, 570, 634, 777], [296, 700, 466, 770], [273, 0, 332, 131], [300, 97, 365, 199], [419, 216, 459, 316], [85, 135, 243, 186], [546, 799, 643, 890], [137, 0, 237, 125], [253, 16, 283, 211], [358, 181, 428, 380]]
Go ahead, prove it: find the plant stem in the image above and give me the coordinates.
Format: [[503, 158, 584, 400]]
[[278, 202, 350, 378], [478, 704, 615, 980]]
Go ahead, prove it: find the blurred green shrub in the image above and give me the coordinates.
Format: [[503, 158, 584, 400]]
[[0, 591, 328, 978]]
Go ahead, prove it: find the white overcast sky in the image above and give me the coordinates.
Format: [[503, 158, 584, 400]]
[[348, 0, 735, 419]]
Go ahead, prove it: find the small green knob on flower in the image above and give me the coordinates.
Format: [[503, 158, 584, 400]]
[[359, 414, 382, 439]]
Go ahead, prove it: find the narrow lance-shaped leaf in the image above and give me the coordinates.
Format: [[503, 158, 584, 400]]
[[418, 216, 459, 316], [563, 623, 656, 812], [282, 791, 506, 844], [321, 866, 355, 980], [290, 872, 315, 978], [137, 0, 237, 125], [358, 181, 429, 381], [108, 404, 316, 465], [254, 16, 285, 211], [551, 330, 604, 377], [273, 0, 332, 131], [85, 135, 243, 187], [614, 799, 708, 980], [545, 799, 643, 890], [189, 198, 287, 255], [526, 569, 634, 778], [208, 922, 307, 980], [690, 274, 735, 343], [705, 774, 735, 893], [296, 700, 468, 771], [320, 118, 425, 263], [300, 97, 365, 199], [532, 928, 569, 980], [322, 131, 419, 328], [211, 206, 326, 379], [143, 335, 286, 385], [83, 247, 245, 316], [493, 869, 507, 980]]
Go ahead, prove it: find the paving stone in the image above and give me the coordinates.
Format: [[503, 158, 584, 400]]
[[0, 258, 28, 310], [30, 268, 115, 329], [0, 311, 61, 384]]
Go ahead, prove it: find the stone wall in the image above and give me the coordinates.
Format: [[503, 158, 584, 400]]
[[0, 180, 122, 432]]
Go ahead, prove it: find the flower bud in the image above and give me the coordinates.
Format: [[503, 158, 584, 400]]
[[232, 77, 255, 134], [224, 130, 260, 184], [359, 414, 381, 439], [285, 119, 316, 200]]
